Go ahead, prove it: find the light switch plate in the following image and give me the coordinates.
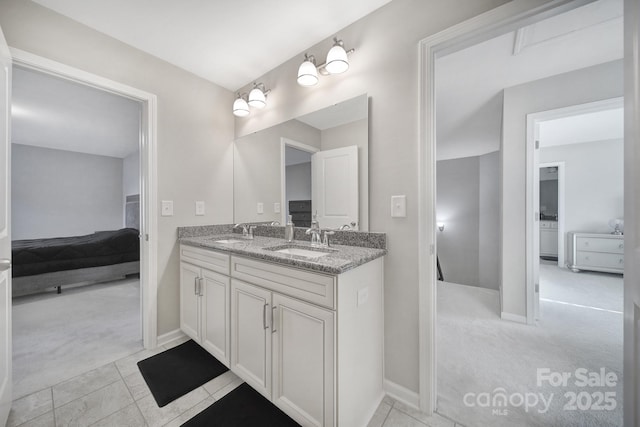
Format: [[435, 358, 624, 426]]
[[257, 202, 264, 214], [161, 200, 173, 217], [391, 195, 406, 218], [274, 202, 281, 214], [195, 201, 205, 216]]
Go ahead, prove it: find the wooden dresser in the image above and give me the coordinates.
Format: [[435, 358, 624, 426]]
[[567, 232, 624, 274]]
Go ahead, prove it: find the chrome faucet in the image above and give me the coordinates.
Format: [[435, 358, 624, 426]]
[[322, 230, 335, 247], [306, 213, 322, 246], [234, 223, 257, 239], [338, 224, 351, 230]]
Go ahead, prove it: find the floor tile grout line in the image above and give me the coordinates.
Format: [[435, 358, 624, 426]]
[[390, 400, 431, 427], [436, 409, 465, 426], [51, 364, 122, 410]]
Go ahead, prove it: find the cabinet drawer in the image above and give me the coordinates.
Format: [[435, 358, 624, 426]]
[[576, 237, 624, 254], [231, 256, 336, 309], [576, 251, 624, 269], [180, 245, 230, 275]]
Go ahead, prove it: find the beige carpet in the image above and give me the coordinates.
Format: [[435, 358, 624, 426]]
[[436, 263, 623, 427], [12, 277, 143, 399]]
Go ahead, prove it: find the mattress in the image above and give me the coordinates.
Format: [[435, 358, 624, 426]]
[[12, 228, 140, 278]]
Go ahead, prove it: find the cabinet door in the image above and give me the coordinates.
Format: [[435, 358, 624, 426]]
[[180, 262, 201, 342], [201, 268, 230, 367], [230, 279, 272, 399], [272, 293, 335, 427]]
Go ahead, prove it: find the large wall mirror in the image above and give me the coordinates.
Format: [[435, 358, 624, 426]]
[[234, 94, 369, 231]]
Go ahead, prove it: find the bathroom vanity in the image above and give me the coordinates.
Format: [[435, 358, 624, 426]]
[[178, 229, 385, 427]]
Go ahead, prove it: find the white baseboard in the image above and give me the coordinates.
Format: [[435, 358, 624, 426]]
[[156, 329, 186, 347], [383, 379, 420, 409], [501, 312, 527, 324]]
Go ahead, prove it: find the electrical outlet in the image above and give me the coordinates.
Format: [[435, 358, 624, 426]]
[[391, 195, 406, 218], [257, 202, 264, 214], [274, 202, 281, 213], [161, 200, 173, 216], [195, 201, 205, 216]]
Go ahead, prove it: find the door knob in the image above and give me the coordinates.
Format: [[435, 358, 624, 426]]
[[0, 259, 11, 272]]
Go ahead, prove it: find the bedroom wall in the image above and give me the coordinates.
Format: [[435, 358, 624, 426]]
[[285, 162, 312, 205], [540, 139, 624, 237], [501, 60, 624, 320], [123, 150, 139, 198], [0, 0, 235, 336], [12, 144, 124, 240]]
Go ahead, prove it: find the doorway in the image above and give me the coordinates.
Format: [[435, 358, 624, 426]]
[[280, 138, 318, 227], [8, 49, 158, 396], [419, 0, 624, 423]]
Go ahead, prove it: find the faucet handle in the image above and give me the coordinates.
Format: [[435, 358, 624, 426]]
[[323, 230, 336, 247], [248, 225, 257, 238]]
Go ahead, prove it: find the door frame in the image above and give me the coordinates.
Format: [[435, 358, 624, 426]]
[[10, 48, 159, 349], [525, 97, 623, 324], [280, 137, 319, 225], [417, 0, 598, 414]]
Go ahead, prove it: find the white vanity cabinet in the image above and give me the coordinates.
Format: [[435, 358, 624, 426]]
[[539, 221, 558, 257], [229, 254, 383, 427], [179, 245, 231, 367], [179, 244, 384, 427]]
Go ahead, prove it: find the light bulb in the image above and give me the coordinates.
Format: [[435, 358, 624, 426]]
[[325, 43, 349, 74], [233, 97, 249, 117], [297, 57, 318, 87], [248, 87, 266, 109]]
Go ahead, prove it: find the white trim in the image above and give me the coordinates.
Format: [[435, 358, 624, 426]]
[[10, 48, 159, 349], [279, 138, 319, 225], [525, 97, 623, 324], [417, 0, 598, 415], [500, 312, 528, 324], [383, 379, 420, 410], [156, 329, 186, 347]]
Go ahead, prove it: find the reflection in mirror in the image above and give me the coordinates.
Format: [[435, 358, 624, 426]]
[[233, 94, 368, 231]]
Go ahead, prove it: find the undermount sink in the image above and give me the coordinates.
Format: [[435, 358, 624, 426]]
[[265, 244, 336, 259], [214, 238, 245, 244]]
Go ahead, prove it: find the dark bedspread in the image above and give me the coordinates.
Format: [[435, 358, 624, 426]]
[[12, 228, 140, 278]]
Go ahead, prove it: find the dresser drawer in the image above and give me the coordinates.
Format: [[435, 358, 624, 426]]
[[180, 244, 230, 275], [576, 251, 624, 269], [575, 237, 624, 254], [230, 256, 336, 309]]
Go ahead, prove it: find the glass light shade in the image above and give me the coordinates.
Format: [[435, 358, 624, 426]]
[[248, 87, 266, 109], [325, 44, 349, 74], [233, 97, 250, 117], [297, 60, 319, 86]]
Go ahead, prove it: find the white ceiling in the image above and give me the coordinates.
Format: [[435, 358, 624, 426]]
[[539, 107, 624, 147], [436, 0, 623, 161], [31, 0, 392, 91], [12, 66, 141, 158]]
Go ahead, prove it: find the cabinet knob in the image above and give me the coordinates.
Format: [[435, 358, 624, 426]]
[[619, 258, 623, 264], [619, 244, 624, 249]]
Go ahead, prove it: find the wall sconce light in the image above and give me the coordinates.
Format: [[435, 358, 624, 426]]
[[437, 222, 445, 232], [233, 82, 271, 117], [297, 37, 354, 87]]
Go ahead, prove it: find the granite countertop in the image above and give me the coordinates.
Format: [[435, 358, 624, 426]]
[[179, 234, 386, 275]]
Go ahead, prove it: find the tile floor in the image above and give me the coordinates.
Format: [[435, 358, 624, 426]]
[[9, 334, 462, 427]]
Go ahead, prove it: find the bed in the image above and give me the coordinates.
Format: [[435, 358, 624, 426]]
[[11, 228, 140, 297]]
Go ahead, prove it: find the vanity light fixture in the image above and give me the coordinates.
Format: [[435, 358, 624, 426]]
[[324, 38, 349, 74], [248, 82, 270, 109], [233, 82, 271, 117], [297, 54, 319, 87], [233, 93, 250, 117], [297, 37, 355, 87]]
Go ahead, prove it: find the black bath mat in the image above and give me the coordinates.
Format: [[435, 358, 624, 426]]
[[181, 383, 300, 427], [137, 340, 228, 407]]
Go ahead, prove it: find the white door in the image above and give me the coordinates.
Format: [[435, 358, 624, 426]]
[[179, 262, 200, 342], [272, 293, 334, 427], [0, 24, 11, 426], [201, 268, 229, 367], [230, 280, 271, 399], [312, 146, 358, 230]]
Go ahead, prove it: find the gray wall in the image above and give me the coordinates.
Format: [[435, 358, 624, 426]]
[[123, 150, 139, 197], [285, 162, 312, 207], [501, 60, 623, 319], [540, 139, 624, 236], [229, 0, 557, 395], [0, 0, 235, 335], [12, 144, 123, 240], [540, 179, 558, 217], [437, 151, 499, 290]]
